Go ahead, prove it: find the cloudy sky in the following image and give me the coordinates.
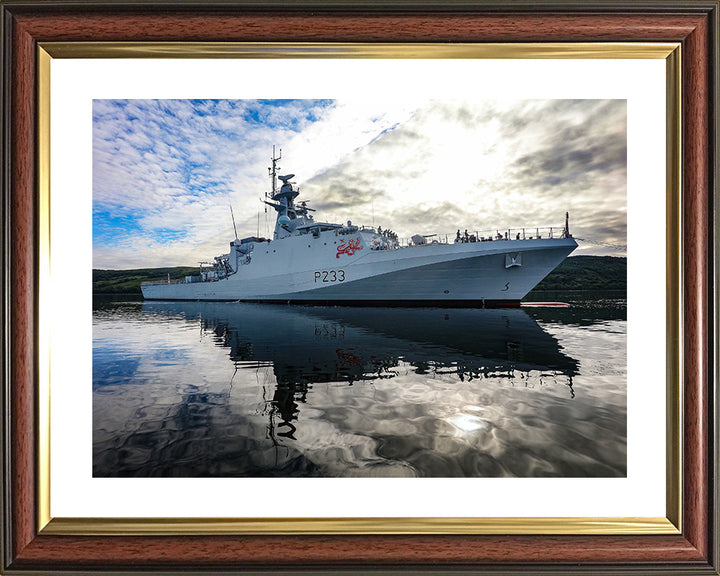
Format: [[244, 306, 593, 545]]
[[93, 99, 626, 269]]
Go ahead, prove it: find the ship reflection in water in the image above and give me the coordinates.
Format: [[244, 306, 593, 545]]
[[93, 300, 627, 477]]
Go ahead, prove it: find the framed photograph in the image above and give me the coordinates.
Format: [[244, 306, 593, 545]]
[[2, 1, 717, 574]]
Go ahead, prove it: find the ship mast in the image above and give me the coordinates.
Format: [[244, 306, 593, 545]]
[[267, 146, 282, 201]]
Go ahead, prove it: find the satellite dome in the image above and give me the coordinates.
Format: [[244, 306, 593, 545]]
[[278, 214, 291, 228]]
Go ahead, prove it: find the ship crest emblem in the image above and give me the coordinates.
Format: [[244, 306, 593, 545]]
[[336, 237, 362, 258]]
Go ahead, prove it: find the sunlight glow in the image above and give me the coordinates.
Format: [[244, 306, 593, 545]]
[[93, 99, 627, 269]]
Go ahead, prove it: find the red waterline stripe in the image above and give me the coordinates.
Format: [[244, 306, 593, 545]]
[[521, 302, 570, 308]]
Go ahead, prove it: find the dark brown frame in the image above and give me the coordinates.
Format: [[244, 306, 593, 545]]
[[1, 1, 717, 574]]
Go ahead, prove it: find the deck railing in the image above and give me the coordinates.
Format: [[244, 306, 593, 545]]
[[394, 226, 570, 247]]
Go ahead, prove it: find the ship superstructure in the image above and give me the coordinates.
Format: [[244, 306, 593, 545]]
[[141, 149, 577, 306]]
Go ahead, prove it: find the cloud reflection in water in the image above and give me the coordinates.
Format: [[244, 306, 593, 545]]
[[93, 300, 626, 478]]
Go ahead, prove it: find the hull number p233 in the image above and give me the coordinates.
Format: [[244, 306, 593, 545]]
[[314, 270, 346, 283]]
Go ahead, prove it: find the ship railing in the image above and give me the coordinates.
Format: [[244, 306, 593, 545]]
[[397, 226, 569, 246]]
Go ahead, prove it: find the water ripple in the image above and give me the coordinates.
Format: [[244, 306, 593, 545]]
[[93, 299, 626, 477]]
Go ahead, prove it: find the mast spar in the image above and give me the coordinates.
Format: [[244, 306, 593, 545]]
[[266, 146, 282, 211]]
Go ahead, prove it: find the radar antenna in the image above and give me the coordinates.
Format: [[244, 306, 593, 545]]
[[266, 146, 282, 211]]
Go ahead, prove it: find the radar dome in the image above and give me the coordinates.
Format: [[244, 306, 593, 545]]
[[278, 214, 291, 228]]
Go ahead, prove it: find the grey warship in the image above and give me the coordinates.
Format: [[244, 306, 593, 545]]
[[142, 149, 577, 306]]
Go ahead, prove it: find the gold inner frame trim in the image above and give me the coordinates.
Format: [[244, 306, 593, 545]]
[[664, 45, 682, 532], [36, 41, 682, 537], [40, 41, 679, 59], [43, 516, 677, 536], [37, 46, 52, 535]]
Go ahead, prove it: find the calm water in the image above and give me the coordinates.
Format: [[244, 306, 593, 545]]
[[93, 293, 627, 477]]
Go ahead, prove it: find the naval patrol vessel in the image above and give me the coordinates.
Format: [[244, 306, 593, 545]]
[[141, 149, 577, 306]]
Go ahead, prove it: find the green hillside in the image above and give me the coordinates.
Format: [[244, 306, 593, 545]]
[[93, 267, 201, 295], [93, 255, 626, 295], [531, 255, 626, 291]]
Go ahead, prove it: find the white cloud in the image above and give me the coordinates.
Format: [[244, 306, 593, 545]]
[[93, 99, 626, 268]]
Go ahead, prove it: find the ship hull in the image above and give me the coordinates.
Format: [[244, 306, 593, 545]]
[[142, 237, 577, 305]]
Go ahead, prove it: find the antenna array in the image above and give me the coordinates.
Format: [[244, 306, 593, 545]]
[[266, 146, 282, 212]]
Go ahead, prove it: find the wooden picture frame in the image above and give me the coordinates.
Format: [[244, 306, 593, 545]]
[[2, 1, 717, 573]]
